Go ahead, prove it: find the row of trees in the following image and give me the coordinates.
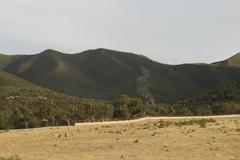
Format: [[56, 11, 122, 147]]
[[0, 86, 148, 129], [171, 81, 240, 116], [1, 81, 240, 130], [0, 98, 114, 129]]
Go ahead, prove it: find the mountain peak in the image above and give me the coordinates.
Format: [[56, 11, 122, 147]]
[[88, 48, 149, 58], [88, 48, 122, 54], [40, 49, 64, 55], [95, 48, 110, 51]]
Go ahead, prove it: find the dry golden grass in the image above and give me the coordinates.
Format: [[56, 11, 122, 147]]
[[0, 118, 240, 160]]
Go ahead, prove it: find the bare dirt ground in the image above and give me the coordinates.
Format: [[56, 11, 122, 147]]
[[0, 116, 240, 160]]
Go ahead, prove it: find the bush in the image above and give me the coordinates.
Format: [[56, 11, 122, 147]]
[[0, 155, 21, 160], [174, 119, 216, 128]]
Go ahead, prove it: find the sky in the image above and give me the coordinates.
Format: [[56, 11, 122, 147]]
[[0, 0, 240, 64]]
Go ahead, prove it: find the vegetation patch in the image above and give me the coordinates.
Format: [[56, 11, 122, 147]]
[[236, 128, 240, 132], [174, 119, 216, 128], [0, 155, 21, 160]]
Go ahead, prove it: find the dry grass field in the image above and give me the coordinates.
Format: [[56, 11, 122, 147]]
[[0, 117, 240, 160]]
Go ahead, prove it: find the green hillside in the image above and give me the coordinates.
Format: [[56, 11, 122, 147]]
[[2, 48, 240, 103], [212, 52, 240, 67], [0, 54, 11, 69], [0, 68, 114, 129], [0, 70, 36, 87]]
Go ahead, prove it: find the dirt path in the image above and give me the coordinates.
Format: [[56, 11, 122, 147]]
[[75, 114, 240, 126]]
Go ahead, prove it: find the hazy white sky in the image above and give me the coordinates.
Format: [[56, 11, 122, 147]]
[[0, 0, 240, 64]]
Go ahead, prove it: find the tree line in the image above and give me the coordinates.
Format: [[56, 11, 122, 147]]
[[1, 81, 240, 130]]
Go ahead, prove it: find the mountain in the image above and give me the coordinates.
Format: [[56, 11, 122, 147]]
[[212, 52, 240, 67], [1, 48, 240, 129], [1, 48, 240, 103]]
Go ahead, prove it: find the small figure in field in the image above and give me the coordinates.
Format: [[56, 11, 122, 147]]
[[65, 133, 68, 138]]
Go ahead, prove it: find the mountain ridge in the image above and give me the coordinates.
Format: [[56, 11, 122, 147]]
[[1, 48, 240, 102]]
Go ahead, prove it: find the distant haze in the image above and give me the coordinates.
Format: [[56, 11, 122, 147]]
[[0, 0, 240, 64]]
